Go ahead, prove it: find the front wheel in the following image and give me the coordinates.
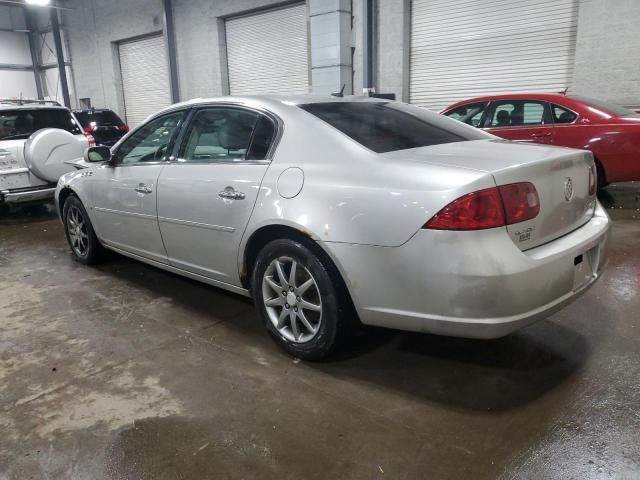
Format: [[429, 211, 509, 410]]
[[251, 239, 348, 360], [62, 195, 105, 265]]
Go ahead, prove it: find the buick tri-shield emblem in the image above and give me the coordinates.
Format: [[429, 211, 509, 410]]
[[564, 177, 574, 201]]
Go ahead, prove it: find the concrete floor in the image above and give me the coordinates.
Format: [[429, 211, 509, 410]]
[[1, 184, 639, 479]]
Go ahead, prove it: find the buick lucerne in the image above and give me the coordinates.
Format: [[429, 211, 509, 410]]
[[56, 96, 610, 359]]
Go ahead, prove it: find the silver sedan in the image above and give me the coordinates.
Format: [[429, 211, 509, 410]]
[[55, 96, 610, 359]]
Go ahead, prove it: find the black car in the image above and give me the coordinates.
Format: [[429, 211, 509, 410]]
[[73, 108, 129, 147]]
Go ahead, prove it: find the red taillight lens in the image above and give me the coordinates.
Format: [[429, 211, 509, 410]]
[[118, 124, 129, 133], [83, 126, 93, 135], [424, 187, 505, 230], [84, 133, 96, 146], [424, 183, 540, 231], [498, 182, 540, 225], [588, 164, 597, 195]]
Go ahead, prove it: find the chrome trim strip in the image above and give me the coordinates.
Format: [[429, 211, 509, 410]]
[[0, 187, 55, 203], [158, 216, 235, 232], [93, 206, 156, 220], [0, 167, 29, 175]]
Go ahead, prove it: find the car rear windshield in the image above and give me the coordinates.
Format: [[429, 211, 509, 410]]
[[569, 95, 635, 116], [74, 110, 123, 127], [0, 108, 81, 141], [300, 102, 484, 153]]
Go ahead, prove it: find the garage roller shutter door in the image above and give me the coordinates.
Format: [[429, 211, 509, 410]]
[[225, 3, 309, 95], [409, 0, 579, 110], [119, 35, 171, 127]]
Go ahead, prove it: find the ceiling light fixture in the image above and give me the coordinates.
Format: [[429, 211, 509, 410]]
[[25, 0, 51, 6]]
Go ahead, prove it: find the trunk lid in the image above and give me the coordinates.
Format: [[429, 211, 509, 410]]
[[394, 139, 597, 250]]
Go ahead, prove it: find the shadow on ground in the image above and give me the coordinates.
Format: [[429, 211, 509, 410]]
[[0, 201, 57, 225]]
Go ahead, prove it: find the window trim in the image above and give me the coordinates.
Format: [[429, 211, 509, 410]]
[[550, 103, 580, 126], [110, 108, 189, 167], [443, 101, 490, 128], [483, 100, 553, 129], [170, 103, 282, 165]]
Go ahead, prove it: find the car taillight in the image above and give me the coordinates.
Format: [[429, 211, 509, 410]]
[[424, 187, 505, 230], [83, 127, 93, 135], [424, 183, 540, 231], [588, 164, 597, 195], [84, 132, 96, 146], [498, 182, 540, 225], [118, 124, 129, 133]]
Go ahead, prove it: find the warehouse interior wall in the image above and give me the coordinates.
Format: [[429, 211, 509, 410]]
[[0, 6, 36, 99], [570, 0, 640, 108], [59, 0, 640, 116]]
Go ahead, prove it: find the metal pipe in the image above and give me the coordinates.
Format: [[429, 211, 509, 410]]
[[24, 9, 44, 99], [50, 6, 71, 107], [163, 0, 180, 103], [362, 0, 376, 95]]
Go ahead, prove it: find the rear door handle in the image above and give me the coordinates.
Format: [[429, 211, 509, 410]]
[[218, 187, 245, 200], [135, 184, 153, 194], [531, 132, 552, 138]]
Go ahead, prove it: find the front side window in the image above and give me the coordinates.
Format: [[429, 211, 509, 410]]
[[552, 105, 578, 124], [300, 102, 487, 153], [112, 111, 185, 164], [0, 108, 81, 141], [179, 107, 273, 162], [443, 102, 488, 127], [489, 101, 547, 128]]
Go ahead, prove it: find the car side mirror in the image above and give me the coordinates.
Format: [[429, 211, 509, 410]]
[[85, 145, 111, 163]]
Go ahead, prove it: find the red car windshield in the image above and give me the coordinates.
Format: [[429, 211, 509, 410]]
[[570, 95, 636, 116]]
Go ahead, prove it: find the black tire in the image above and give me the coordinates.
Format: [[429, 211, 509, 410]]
[[595, 159, 607, 191], [251, 238, 350, 360], [62, 195, 105, 265]]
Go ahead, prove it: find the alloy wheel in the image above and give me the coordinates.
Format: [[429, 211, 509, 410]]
[[262, 256, 322, 343], [67, 206, 89, 257]]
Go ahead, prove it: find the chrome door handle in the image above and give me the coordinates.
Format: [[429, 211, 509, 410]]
[[135, 184, 153, 194], [218, 187, 245, 200], [531, 132, 551, 137]]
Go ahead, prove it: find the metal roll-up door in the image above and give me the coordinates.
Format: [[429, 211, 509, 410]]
[[119, 34, 171, 127], [225, 3, 309, 95], [409, 0, 579, 110]]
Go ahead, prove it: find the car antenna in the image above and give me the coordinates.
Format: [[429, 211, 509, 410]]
[[559, 87, 569, 95], [331, 84, 346, 98]]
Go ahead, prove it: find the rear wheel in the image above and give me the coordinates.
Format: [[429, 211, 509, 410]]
[[62, 195, 105, 265], [595, 159, 607, 191], [251, 238, 348, 360]]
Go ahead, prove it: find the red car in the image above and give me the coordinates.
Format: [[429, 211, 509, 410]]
[[441, 93, 640, 188]]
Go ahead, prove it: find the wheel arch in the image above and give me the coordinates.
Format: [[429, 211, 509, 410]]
[[240, 223, 358, 320], [57, 186, 77, 215]]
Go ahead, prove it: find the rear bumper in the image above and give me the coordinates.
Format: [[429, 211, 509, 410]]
[[327, 201, 611, 339], [0, 186, 56, 204]]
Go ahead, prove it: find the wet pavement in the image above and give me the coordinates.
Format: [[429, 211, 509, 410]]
[[0, 184, 639, 479]]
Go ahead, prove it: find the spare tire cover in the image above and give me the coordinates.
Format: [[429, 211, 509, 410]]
[[24, 128, 85, 183]]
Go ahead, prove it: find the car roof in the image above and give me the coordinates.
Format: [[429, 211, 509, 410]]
[[155, 94, 386, 114], [443, 93, 572, 111], [72, 108, 116, 113], [0, 103, 69, 112]]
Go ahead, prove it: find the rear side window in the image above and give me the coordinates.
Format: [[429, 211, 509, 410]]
[[552, 105, 577, 124], [300, 102, 473, 153], [444, 102, 488, 127], [0, 108, 81, 140], [74, 110, 123, 127], [489, 101, 547, 127], [180, 108, 260, 162]]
